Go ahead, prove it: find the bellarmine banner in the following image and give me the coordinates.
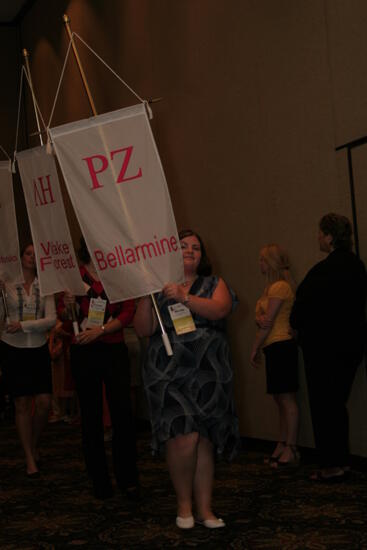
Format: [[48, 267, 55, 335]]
[[16, 146, 85, 297], [0, 161, 23, 283], [49, 103, 184, 303]]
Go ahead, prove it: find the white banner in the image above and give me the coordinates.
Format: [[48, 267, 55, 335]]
[[16, 146, 85, 297], [49, 104, 184, 302], [0, 161, 23, 283]]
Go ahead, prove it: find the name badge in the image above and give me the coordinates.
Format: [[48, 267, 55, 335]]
[[86, 298, 107, 328], [168, 303, 196, 335], [22, 303, 37, 321]]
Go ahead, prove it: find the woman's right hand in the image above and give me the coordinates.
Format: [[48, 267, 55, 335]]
[[162, 283, 187, 303], [6, 321, 22, 334]]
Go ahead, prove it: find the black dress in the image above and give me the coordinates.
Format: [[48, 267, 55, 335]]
[[290, 248, 367, 468]]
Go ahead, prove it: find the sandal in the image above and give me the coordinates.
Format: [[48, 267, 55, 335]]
[[309, 469, 348, 483], [271, 445, 300, 468], [264, 441, 285, 464]]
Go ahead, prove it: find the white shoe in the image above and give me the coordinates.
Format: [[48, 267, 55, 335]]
[[196, 518, 225, 529], [176, 516, 194, 529]]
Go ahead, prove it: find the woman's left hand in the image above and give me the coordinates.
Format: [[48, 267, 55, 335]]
[[163, 283, 186, 303], [250, 347, 261, 368], [6, 321, 22, 334], [76, 327, 103, 345], [257, 315, 273, 330]]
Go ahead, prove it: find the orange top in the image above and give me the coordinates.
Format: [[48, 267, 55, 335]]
[[255, 280, 294, 347]]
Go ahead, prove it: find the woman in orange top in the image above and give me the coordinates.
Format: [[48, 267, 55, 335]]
[[250, 244, 299, 467]]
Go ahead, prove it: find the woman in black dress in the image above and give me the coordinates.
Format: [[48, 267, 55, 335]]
[[290, 213, 367, 481], [0, 244, 56, 477]]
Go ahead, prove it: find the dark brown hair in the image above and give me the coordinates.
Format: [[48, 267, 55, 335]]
[[20, 242, 36, 274], [319, 213, 353, 251], [20, 242, 34, 258], [179, 229, 212, 276], [77, 237, 91, 264]]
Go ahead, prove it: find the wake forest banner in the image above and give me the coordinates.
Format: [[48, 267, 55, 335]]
[[0, 161, 23, 283], [16, 146, 85, 297], [50, 103, 184, 303]]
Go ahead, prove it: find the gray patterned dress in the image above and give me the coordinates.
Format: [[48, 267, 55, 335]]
[[143, 276, 240, 459]]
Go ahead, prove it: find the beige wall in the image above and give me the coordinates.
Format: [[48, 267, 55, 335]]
[[0, 28, 20, 153], [2, 0, 367, 454], [0, 26, 30, 244]]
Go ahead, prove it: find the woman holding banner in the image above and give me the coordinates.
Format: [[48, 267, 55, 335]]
[[0, 243, 56, 478], [58, 238, 139, 500], [134, 229, 239, 529]]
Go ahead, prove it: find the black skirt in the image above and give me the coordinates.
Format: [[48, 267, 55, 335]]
[[263, 339, 299, 394], [0, 341, 52, 398]]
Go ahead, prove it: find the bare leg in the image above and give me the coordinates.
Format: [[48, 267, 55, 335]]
[[166, 432, 199, 518], [32, 393, 51, 461], [271, 394, 287, 458], [14, 396, 38, 474], [277, 393, 299, 463], [193, 436, 218, 521]]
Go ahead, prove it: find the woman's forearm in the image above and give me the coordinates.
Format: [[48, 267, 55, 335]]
[[134, 296, 157, 337], [179, 278, 232, 321], [21, 295, 57, 334], [184, 294, 231, 320], [251, 326, 272, 354], [21, 316, 57, 334], [103, 318, 122, 335]]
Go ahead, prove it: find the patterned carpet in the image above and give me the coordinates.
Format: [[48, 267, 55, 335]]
[[1, 421, 367, 549]]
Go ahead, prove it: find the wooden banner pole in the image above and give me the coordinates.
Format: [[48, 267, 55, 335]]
[[22, 47, 79, 334], [22, 49, 44, 146], [62, 15, 97, 116], [1, 289, 10, 324]]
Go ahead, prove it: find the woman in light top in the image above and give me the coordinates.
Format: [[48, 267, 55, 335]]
[[250, 244, 299, 467], [0, 243, 56, 477]]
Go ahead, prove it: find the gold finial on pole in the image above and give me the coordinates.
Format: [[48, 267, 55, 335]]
[[22, 48, 44, 146], [148, 97, 163, 104], [63, 14, 97, 116]]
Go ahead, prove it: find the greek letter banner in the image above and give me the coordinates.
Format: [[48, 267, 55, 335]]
[[49, 104, 184, 302], [16, 146, 85, 296], [0, 161, 23, 283]]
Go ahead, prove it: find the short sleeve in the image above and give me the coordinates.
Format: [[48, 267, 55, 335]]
[[268, 281, 292, 300]]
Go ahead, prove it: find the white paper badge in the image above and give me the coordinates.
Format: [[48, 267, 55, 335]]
[[22, 303, 37, 321], [168, 303, 196, 335], [86, 297, 107, 328]]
